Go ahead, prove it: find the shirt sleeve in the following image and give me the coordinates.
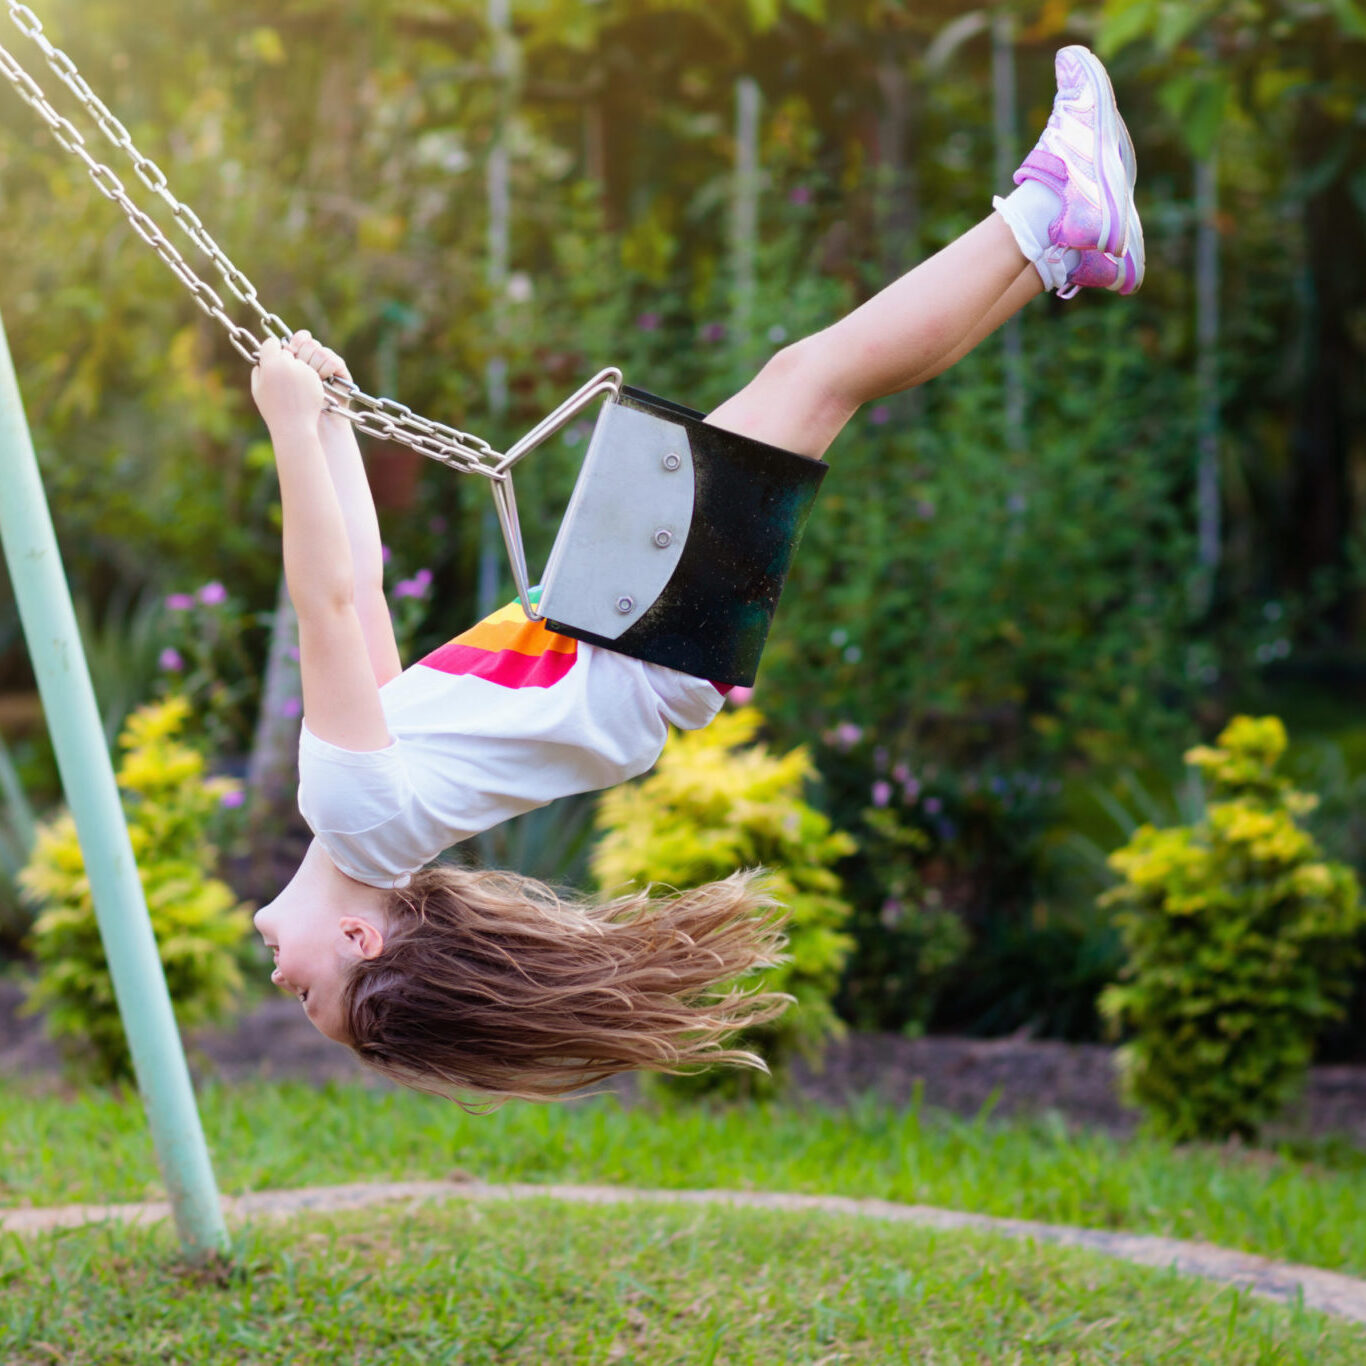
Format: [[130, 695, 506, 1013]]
[[296, 724, 423, 889]]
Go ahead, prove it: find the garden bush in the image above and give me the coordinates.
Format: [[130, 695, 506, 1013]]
[[1100, 715, 1365, 1142], [21, 695, 253, 1083], [592, 707, 854, 1093]]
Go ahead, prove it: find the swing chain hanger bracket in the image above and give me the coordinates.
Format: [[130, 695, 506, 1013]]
[[0, 0, 603, 495]]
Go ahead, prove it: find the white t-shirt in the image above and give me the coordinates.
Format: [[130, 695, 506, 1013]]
[[296, 601, 725, 888]]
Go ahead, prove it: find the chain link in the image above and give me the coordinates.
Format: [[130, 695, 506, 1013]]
[[0, 2, 506, 478]]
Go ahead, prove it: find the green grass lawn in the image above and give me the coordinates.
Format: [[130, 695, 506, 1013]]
[[4, 1197, 1364, 1364], [4, 1079, 1365, 1279]]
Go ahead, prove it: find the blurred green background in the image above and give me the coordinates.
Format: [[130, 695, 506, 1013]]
[[1, 0, 1365, 1057]]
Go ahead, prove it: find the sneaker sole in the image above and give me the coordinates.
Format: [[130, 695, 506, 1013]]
[[1114, 110, 1145, 292], [1060, 45, 1129, 257]]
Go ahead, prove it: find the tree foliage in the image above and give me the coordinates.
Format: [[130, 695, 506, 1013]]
[[593, 707, 855, 1093], [21, 695, 252, 1083], [1100, 716, 1364, 1140]]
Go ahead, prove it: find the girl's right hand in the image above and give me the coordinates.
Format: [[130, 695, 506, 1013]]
[[250, 335, 325, 433]]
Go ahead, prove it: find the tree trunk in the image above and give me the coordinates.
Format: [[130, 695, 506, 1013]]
[[245, 574, 303, 889], [1192, 150, 1221, 616], [732, 75, 762, 368], [991, 12, 1025, 449]]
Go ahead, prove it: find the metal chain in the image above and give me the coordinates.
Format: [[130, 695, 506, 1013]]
[[0, 1, 506, 479]]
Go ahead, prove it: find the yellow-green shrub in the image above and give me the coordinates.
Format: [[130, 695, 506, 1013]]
[[1099, 716, 1364, 1142], [22, 695, 253, 1083], [593, 708, 855, 1093]]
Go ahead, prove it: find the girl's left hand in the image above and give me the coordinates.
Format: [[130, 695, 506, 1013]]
[[289, 331, 355, 426], [288, 330, 353, 389]]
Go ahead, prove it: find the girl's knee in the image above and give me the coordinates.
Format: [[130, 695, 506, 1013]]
[[762, 335, 860, 418]]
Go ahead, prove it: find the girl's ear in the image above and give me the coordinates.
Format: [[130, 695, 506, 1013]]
[[339, 916, 386, 960]]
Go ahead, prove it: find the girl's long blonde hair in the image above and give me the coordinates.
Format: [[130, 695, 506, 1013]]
[[341, 864, 790, 1103]]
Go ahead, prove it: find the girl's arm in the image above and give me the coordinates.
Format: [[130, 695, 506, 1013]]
[[251, 336, 392, 753], [289, 331, 403, 688]]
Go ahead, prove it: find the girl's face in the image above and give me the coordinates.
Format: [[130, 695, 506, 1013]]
[[252, 841, 389, 1043]]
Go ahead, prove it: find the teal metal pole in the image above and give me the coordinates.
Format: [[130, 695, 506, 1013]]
[[0, 310, 228, 1260]]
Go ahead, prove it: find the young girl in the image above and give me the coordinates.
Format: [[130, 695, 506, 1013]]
[[251, 46, 1143, 1101]]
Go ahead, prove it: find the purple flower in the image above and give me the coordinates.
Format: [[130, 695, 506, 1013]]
[[827, 721, 862, 751], [924, 796, 943, 816], [286, 645, 300, 662], [382, 544, 392, 565], [871, 780, 892, 808], [892, 763, 911, 785], [916, 500, 936, 521], [158, 648, 184, 673], [700, 322, 726, 344], [880, 898, 903, 928], [394, 569, 433, 600], [220, 789, 245, 810], [902, 779, 921, 803], [198, 581, 228, 607], [636, 311, 662, 332], [789, 186, 812, 206], [280, 697, 302, 719], [869, 405, 891, 426], [164, 593, 195, 612]]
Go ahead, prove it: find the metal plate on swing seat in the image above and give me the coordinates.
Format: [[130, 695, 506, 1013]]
[[539, 401, 695, 642], [541, 387, 828, 687]]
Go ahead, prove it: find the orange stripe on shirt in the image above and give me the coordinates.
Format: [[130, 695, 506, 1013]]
[[418, 604, 579, 689]]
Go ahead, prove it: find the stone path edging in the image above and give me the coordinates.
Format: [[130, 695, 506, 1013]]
[[5, 1180, 1365, 1326]]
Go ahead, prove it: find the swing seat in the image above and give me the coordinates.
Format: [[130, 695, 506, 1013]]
[[538, 388, 827, 687]]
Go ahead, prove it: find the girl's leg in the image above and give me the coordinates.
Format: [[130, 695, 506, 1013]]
[[707, 213, 1038, 458], [707, 46, 1144, 461], [899, 263, 1039, 389]]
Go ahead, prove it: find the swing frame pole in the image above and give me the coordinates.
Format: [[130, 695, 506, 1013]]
[[0, 310, 227, 1262]]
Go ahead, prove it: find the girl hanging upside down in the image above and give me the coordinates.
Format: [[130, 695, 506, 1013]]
[[251, 46, 1144, 1102]]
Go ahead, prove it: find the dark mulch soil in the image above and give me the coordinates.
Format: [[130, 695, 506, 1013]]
[[5, 980, 1366, 1144]]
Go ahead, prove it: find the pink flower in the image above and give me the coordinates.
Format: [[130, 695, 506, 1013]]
[[637, 311, 662, 332], [869, 405, 891, 426], [924, 796, 943, 815], [789, 186, 812, 206], [382, 544, 392, 565], [280, 697, 302, 719], [871, 780, 892, 808], [700, 322, 726, 344], [164, 593, 195, 612], [726, 685, 755, 707], [158, 648, 184, 672], [198, 581, 228, 606], [220, 789, 245, 809]]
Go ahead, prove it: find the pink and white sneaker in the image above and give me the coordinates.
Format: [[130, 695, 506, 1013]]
[[1062, 110, 1145, 298], [1016, 45, 1131, 259]]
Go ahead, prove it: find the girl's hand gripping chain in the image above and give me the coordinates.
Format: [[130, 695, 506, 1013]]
[[250, 335, 327, 436]]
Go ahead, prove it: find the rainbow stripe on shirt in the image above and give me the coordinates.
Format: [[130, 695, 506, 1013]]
[[419, 601, 578, 689]]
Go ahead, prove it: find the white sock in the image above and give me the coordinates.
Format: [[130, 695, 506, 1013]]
[[992, 181, 1078, 291]]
